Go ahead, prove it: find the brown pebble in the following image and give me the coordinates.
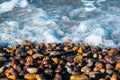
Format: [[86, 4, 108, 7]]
[[106, 64, 114, 70], [20, 59, 26, 65], [108, 48, 117, 56], [54, 73, 62, 80], [32, 53, 43, 59], [5, 68, 17, 80], [27, 49, 34, 55], [116, 63, 120, 69], [64, 46, 70, 52]]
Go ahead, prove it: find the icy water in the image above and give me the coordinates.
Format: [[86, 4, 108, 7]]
[[0, 0, 120, 48]]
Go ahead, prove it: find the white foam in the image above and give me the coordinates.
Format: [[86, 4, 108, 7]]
[[102, 40, 117, 48], [77, 21, 89, 33], [0, 0, 29, 14], [18, 0, 28, 8], [0, 0, 18, 14], [43, 29, 60, 43], [92, 28, 107, 37], [85, 34, 102, 46]]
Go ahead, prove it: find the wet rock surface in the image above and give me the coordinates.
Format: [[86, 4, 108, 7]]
[[0, 40, 120, 80]]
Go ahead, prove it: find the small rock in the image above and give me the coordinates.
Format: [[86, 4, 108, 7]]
[[32, 53, 43, 59], [49, 51, 60, 56], [44, 68, 54, 76], [99, 78, 105, 80], [27, 50, 34, 55], [64, 47, 70, 52], [116, 63, 120, 69], [5, 68, 17, 80], [26, 56, 33, 65], [72, 46, 78, 51], [24, 73, 37, 80], [74, 55, 83, 63], [54, 73, 62, 80], [93, 53, 98, 58], [110, 74, 117, 80], [81, 66, 91, 73], [0, 66, 5, 73], [108, 48, 117, 56], [36, 74, 42, 80], [70, 74, 88, 80], [77, 47, 83, 53], [52, 58, 59, 64], [26, 67, 38, 74], [0, 57, 7, 62]]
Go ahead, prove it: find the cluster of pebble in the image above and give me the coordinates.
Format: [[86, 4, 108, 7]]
[[0, 40, 120, 80]]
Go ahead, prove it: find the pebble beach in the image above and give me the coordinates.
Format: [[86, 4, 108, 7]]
[[0, 40, 120, 80]]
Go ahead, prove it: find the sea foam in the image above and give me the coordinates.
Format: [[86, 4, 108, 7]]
[[0, 0, 120, 48]]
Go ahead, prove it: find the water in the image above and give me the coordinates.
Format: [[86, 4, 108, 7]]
[[0, 0, 120, 48]]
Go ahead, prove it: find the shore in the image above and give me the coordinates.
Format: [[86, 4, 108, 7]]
[[0, 40, 120, 80]]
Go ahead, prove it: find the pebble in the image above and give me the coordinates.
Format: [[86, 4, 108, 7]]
[[52, 57, 59, 64], [0, 66, 5, 73], [73, 55, 83, 63], [5, 68, 17, 80], [26, 67, 38, 74], [70, 74, 88, 80], [81, 66, 91, 73], [24, 73, 37, 80]]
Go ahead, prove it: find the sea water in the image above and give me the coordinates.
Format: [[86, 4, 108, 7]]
[[0, 0, 120, 48]]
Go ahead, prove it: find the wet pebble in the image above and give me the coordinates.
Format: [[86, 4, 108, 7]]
[[26, 67, 38, 74]]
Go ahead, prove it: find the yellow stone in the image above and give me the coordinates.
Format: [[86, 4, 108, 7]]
[[99, 78, 105, 80], [52, 58, 59, 64], [74, 55, 83, 63], [77, 47, 83, 53], [5, 69, 17, 80], [72, 46, 78, 51], [24, 74, 37, 80], [99, 54, 103, 59], [27, 50, 33, 55], [45, 56, 50, 61], [5, 72, 16, 80], [110, 74, 117, 80], [70, 75, 88, 80], [36, 74, 42, 80]]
